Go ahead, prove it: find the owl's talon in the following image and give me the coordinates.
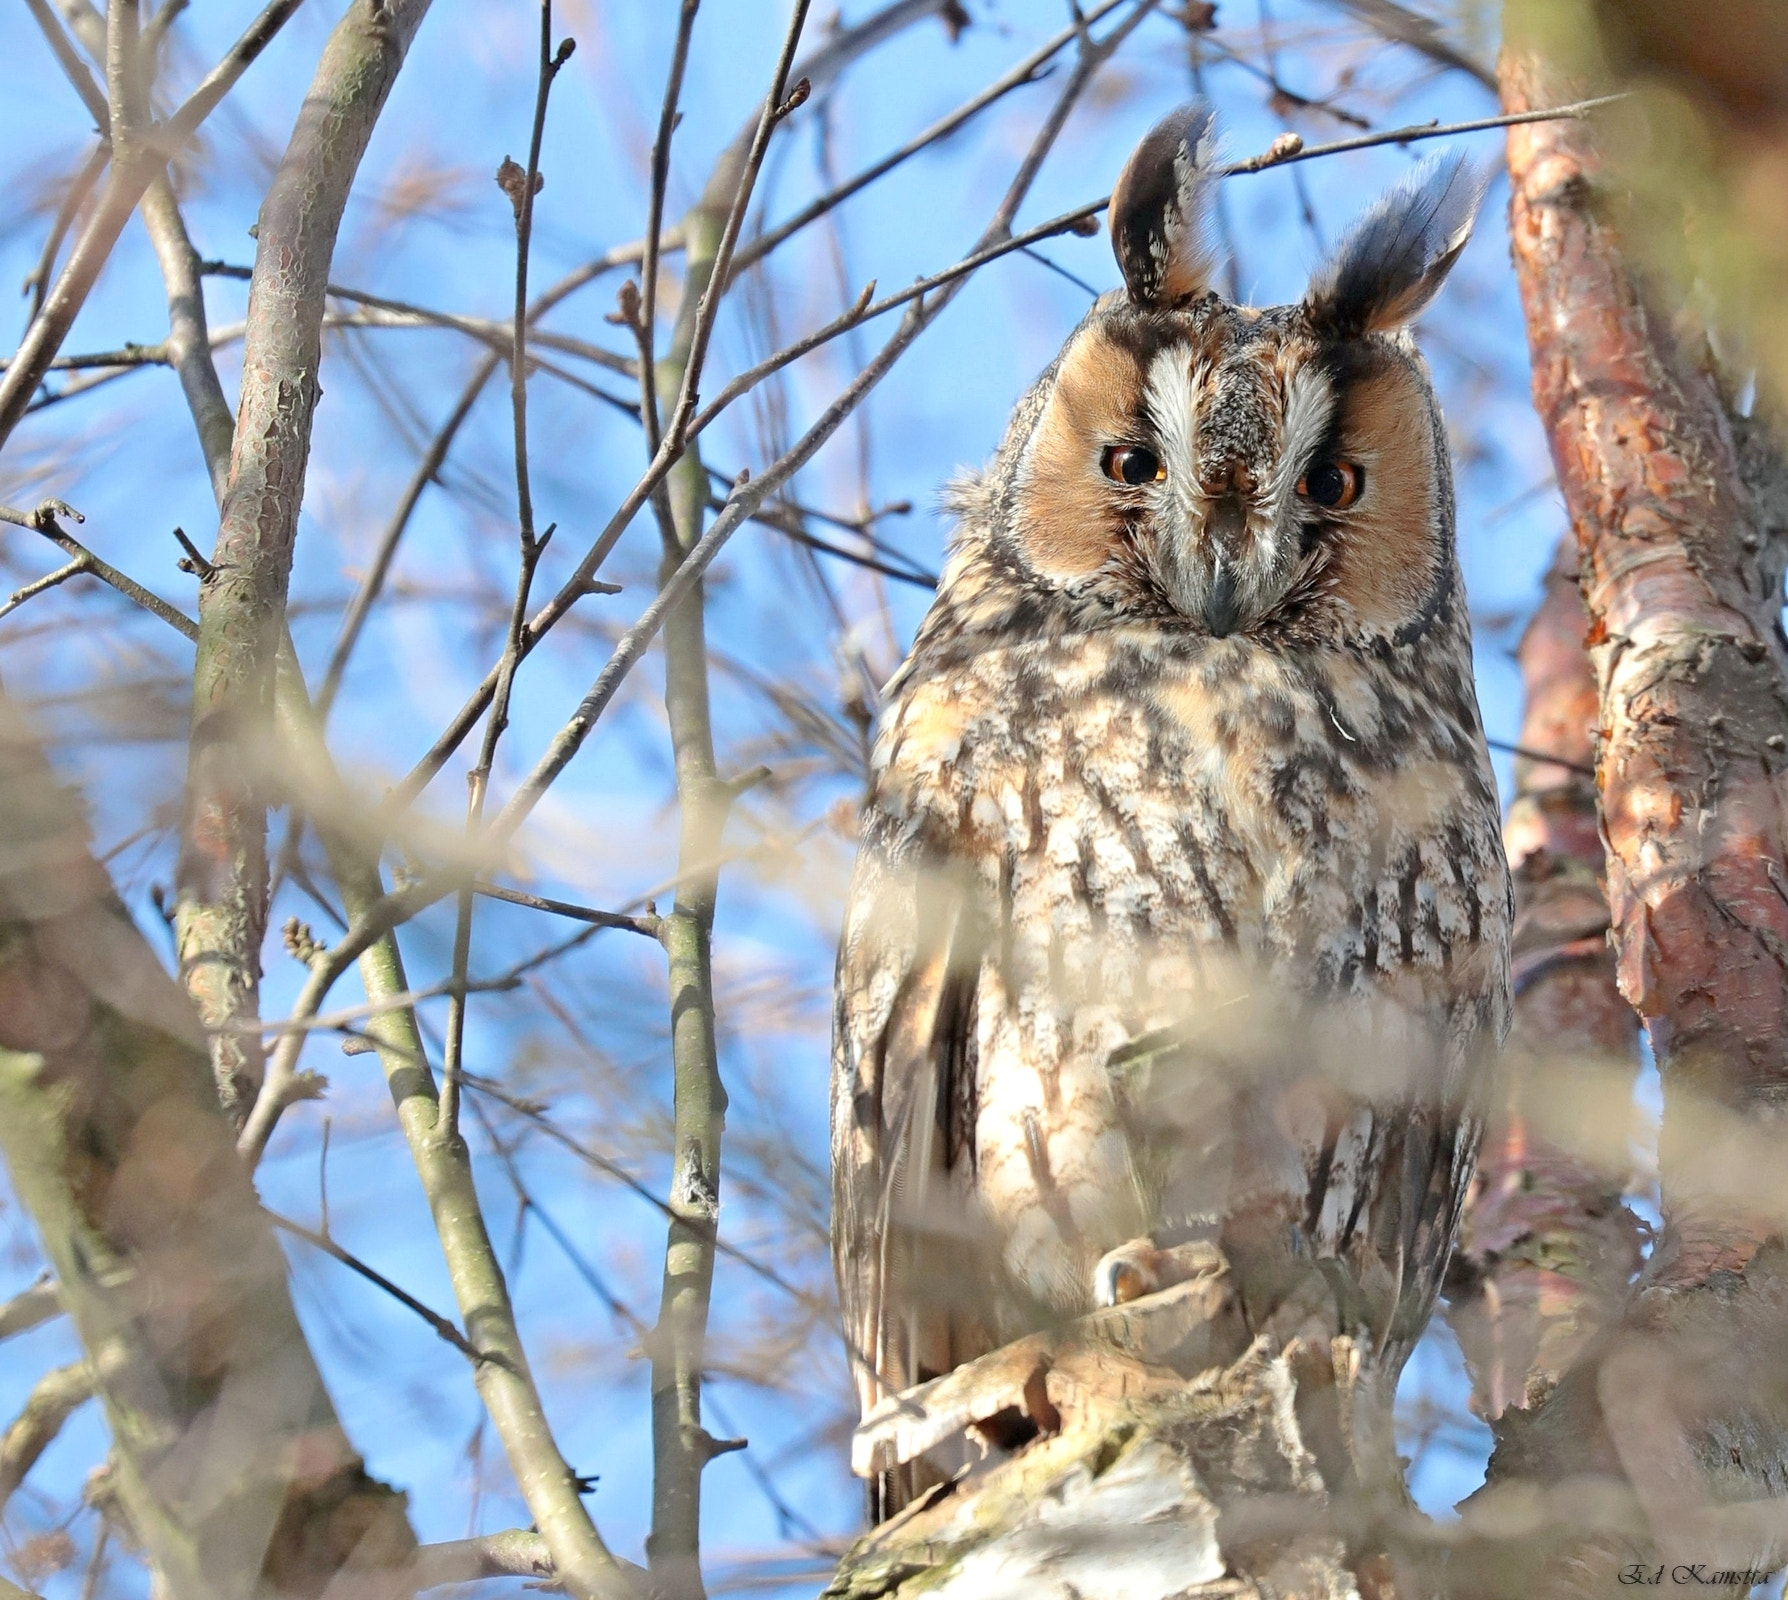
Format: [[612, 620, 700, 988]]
[[1093, 1237, 1227, 1307], [1093, 1238, 1163, 1307]]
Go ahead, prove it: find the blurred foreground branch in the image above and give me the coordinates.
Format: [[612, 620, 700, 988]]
[[0, 693, 416, 1599]]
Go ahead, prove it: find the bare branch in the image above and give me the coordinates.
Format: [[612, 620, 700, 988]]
[[473, 880, 661, 937], [250, 661, 639, 1600], [174, 0, 433, 1123], [727, 0, 1134, 281], [139, 177, 232, 499], [1323, 0, 1497, 93], [635, 0, 701, 456], [410, 1530, 612, 1591], [0, 1362, 92, 1518], [440, 0, 574, 1142], [0, 498, 198, 637], [263, 1208, 484, 1364], [22, 0, 106, 122], [314, 357, 497, 718], [0, 1282, 61, 1344], [0, 0, 312, 449]]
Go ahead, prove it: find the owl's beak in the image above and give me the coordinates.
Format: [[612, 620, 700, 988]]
[[1204, 562, 1241, 638], [1201, 492, 1248, 637]]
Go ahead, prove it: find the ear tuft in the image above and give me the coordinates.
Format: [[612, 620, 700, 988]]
[[1304, 150, 1489, 336], [1109, 102, 1220, 310]]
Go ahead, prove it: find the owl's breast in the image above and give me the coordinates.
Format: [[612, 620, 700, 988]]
[[871, 627, 1510, 1007]]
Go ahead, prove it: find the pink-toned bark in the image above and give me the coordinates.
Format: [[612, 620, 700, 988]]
[[1448, 540, 1643, 1420]]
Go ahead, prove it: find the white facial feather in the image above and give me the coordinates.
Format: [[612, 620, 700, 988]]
[[1145, 346, 1202, 485], [1143, 347, 1209, 611], [1269, 361, 1337, 530]]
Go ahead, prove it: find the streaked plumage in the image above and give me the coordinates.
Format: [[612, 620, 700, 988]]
[[831, 105, 1512, 1517]]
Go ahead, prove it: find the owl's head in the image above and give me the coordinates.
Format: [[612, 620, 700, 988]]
[[976, 104, 1487, 648]]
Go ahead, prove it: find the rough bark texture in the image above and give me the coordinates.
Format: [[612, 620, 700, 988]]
[[825, 1268, 1427, 1600], [1445, 539, 1644, 1421], [1456, 45, 1788, 1599], [0, 695, 415, 1600], [176, 0, 433, 1123], [1505, 51, 1788, 1255]]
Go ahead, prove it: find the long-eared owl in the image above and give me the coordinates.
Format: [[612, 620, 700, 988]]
[[831, 104, 1513, 1514]]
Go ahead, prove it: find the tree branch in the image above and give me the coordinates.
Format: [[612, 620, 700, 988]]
[[254, 659, 640, 1600], [439, 3, 573, 1143], [0, 1282, 62, 1344], [0, 0, 308, 449], [173, 0, 433, 1124], [1446, 535, 1644, 1423], [0, 1362, 93, 1518]]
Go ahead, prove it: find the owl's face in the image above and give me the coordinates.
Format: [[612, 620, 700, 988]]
[[987, 107, 1485, 649]]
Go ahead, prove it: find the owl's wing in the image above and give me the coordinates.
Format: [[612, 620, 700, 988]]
[[831, 812, 986, 1429], [1296, 980, 1504, 1372]]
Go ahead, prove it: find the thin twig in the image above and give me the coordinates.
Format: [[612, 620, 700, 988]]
[[636, 0, 701, 458], [226, 970, 523, 1037], [725, 0, 1127, 281], [22, 0, 107, 121], [0, 499, 197, 637], [473, 881, 661, 936], [439, 1, 572, 1144], [460, 1070, 826, 1312], [202, 260, 639, 377], [317, 357, 496, 716], [19, 143, 110, 331], [1485, 736, 1596, 779], [730, 498, 937, 587], [658, 2, 813, 473], [0, 0, 314, 448], [264, 1207, 485, 1364]]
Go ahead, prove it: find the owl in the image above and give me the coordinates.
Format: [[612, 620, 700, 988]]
[[831, 104, 1512, 1517]]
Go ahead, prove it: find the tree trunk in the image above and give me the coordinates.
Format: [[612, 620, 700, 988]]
[[1444, 537, 1644, 1422], [1454, 40, 1788, 1598]]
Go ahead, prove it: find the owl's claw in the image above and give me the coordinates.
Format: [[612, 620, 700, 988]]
[[1093, 1237, 1226, 1307]]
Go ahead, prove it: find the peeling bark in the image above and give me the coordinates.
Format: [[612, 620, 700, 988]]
[[1446, 539, 1644, 1421], [1504, 50, 1788, 1253], [1459, 42, 1788, 1598], [826, 1270, 1422, 1600]]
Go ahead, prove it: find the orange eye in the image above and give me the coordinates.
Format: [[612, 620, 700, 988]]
[[1102, 445, 1164, 486], [1297, 460, 1362, 509]]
